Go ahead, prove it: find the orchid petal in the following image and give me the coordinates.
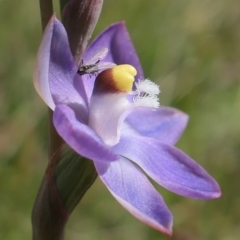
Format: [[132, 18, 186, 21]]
[[33, 15, 56, 109], [48, 18, 88, 109], [87, 22, 143, 77], [113, 135, 221, 199], [34, 15, 87, 110], [82, 22, 144, 98], [53, 104, 118, 162], [94, 157, 173, 235], [122, 107, 189, 145]]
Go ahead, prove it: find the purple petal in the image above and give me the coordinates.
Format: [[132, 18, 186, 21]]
[[82, 22, 144, 98], [33, 15, 56, 109], [94, 157, 173, 235], [35, 15, 88, 109], [113, 135, 221, 199], [122, 107, 189, 145], [87, 22, 143, 77], [53, 104, 118, 162]]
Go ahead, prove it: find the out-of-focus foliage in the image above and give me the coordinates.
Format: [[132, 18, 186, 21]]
[[0, 0, 240, 239]]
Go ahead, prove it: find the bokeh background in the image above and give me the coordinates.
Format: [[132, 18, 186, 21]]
[[1, 0, 240, 239]]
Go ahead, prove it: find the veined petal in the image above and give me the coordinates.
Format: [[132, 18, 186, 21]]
[[113, 135, 221, 199], [53, 104, 118, 162], [82, 22, 144, 99], [94, 157, 173, 235], [34, 15, 88, 110], [121, 107, 189, 145], [33, 15, 56, 109], [48, 18, 87, 109]]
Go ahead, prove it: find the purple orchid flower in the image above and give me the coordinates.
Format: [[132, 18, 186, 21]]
[[33, 15, 221, 235]]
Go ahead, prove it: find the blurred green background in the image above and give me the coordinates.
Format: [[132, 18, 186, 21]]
[[0, 0, 240, 239]]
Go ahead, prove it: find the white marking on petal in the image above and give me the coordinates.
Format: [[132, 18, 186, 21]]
[[89, 93, 133, 146]]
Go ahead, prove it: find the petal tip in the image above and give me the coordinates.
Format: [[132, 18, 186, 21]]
[[211, 185, 222, 199], [46, 13, 57, 28], [110, 21, 126, 28], [171, 107, 189, 122], [153, 222, 173, 236], [213, 191, 221, 198], [202, 178, 221, 200]]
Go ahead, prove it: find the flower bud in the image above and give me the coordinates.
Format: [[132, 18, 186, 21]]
[[62, 0, 103, 64]]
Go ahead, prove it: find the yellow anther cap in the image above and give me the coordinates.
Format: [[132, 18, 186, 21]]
[[111, 64, 137, 92], [93, 64, 137, 94]]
